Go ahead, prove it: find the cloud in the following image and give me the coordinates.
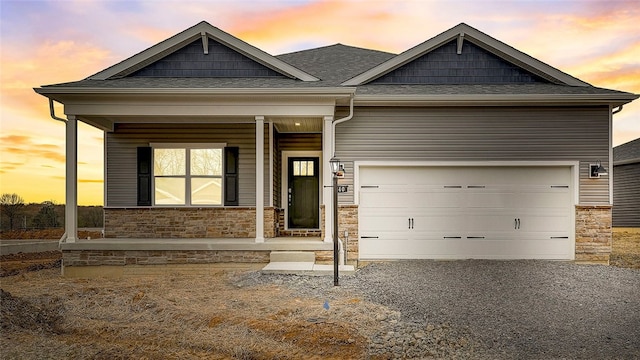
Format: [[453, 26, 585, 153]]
[[0, 161, 23, 172], [0, 134, 65, 165], [1, 39, 115, 122], [79, 179, 104, 184], [48, 176, 101, 183], [565, 41, 640, 93]]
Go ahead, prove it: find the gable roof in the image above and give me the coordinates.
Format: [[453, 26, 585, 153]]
[[35, 21, 638, 108], [89, 21, 319, 82], [614, 138, 640, 165], [342, 23, 590, 87]]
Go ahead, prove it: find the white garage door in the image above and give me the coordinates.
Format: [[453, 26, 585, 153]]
[[359, 166, 573, 260]]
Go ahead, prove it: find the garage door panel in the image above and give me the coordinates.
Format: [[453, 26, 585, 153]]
[[411, 187, 465, 208], [361, 215, 410, 232], [464, 213, 519, 232], [360, 238, 412, 258], [409, 238, 468, 258], [413, 213, 464, 232], [519, 214, 570, 233], [517, 189, 571, 208], [360, 189, 407, 208], [359, 166, 573, 260]]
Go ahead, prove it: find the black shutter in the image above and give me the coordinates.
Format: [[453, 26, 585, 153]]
[[224, 147, 239, 206], [137, 147, 152, 206]]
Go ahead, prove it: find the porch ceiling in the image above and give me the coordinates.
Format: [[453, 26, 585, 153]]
[[272, 117, 322, 133], [79, 114, 325, 133]]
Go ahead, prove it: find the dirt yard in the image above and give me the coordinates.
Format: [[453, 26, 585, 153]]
[[1, 267, 393, 359], [1, 229, 638, 359], [610, 227, 640, 269]]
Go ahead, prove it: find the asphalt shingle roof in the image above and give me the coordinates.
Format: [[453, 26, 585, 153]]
[[614, 138, 640, 164], [276, 44, 395, 84], [41, 42, 636, 100]]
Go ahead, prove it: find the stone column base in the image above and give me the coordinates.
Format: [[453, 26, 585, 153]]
[[575, 205, 612, 264]]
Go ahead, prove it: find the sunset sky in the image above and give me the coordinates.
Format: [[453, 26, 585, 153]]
[[1, 0, 638, 205]]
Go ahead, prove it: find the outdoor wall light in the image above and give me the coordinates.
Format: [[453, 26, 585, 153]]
[[589, 160, 608, 178], [330, 156, 343, 174]]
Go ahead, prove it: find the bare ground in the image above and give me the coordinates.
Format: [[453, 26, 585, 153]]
[[1, 229, 638, 359], [610, 227, 640, 269]]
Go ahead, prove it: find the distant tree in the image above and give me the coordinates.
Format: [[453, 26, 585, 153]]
[[0, 193, 25, 230], [33, 201, 60, 229], [79, 206, 103, 228]]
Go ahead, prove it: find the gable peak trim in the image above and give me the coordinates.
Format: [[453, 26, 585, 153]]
[[88, 21, 319, 82], [342, 23, 590, 87]]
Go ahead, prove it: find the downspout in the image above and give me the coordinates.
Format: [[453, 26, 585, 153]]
[[49, 98, 67, 123], [609, 105, 624, 205], [48, 99, 68, 245], [331, 93, 355, 156], [331, 94, 354, 266]]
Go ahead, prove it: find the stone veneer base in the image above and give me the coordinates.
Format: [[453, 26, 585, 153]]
[[575, 205, 612, 264], [62, 204, 615, 273]]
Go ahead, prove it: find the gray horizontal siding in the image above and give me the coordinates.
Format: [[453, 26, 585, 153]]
[[336, 106, 610, 204], [613, 163, 640, 227], [106, 123, 270, 207]]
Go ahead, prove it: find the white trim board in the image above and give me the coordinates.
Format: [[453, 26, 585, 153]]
[[281, 151, 323, 230]]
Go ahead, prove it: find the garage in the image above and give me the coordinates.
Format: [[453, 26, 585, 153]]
[[358, 166, 574, 260]]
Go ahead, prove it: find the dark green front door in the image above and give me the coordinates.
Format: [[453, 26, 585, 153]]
[[288, 157, 319, 229]]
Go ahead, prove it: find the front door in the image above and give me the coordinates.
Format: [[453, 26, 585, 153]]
[[288, 157, 319, 229]]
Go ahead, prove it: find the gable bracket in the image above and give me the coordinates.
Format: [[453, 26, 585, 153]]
[[457, 32, 465, 55], [201, 32, 209, 55]]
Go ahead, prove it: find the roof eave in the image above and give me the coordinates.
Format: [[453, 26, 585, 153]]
[[614, 158, 640, 166], [34, 86, 356, 95], [353, 93, 640, 107], [33, 86, 357, 105]]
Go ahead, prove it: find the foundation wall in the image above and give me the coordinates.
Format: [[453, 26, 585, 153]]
[[104, 207, 278, 239]]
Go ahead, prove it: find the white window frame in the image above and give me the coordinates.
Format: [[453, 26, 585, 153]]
[[151, 143, 226, 206]]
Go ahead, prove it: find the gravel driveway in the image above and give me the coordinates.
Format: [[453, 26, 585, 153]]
[[252, 260, 640, 359]]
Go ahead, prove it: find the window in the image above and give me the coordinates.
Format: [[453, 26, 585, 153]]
[[292, 160, 315, 176], [153, 144, 223, 205]]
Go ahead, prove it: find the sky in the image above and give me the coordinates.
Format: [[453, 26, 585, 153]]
[[0, 0, 638, 206]]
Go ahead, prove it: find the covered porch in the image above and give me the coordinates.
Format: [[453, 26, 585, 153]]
[[35, 87, 356, 274]]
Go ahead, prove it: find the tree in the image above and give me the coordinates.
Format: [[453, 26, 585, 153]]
[[33, 201, 60, 229], [0, 193, 25, 231], [79, 206, 103, 228]]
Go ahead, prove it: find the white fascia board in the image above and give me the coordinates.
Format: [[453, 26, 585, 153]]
[[342, 23, 591, 87], [34, 87, 356, 96], [353, 93, 640, 107], [88, 22, 319, 82], [613, 158, 640, 166]]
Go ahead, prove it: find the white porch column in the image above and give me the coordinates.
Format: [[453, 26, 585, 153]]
[[322, 115, 334, 243], [255, 116, 265, 242], [65, 115, 78, 242]]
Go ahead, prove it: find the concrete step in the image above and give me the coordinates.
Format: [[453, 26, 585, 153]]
[[269, 251, 315, 263], [261, 262, 356, 276]]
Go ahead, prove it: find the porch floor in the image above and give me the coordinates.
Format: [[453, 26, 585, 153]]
[[60, 237, 333, 252]]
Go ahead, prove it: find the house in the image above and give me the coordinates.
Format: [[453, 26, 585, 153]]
[[35, 21, 638, 276], [613, 138, 640, 227]]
